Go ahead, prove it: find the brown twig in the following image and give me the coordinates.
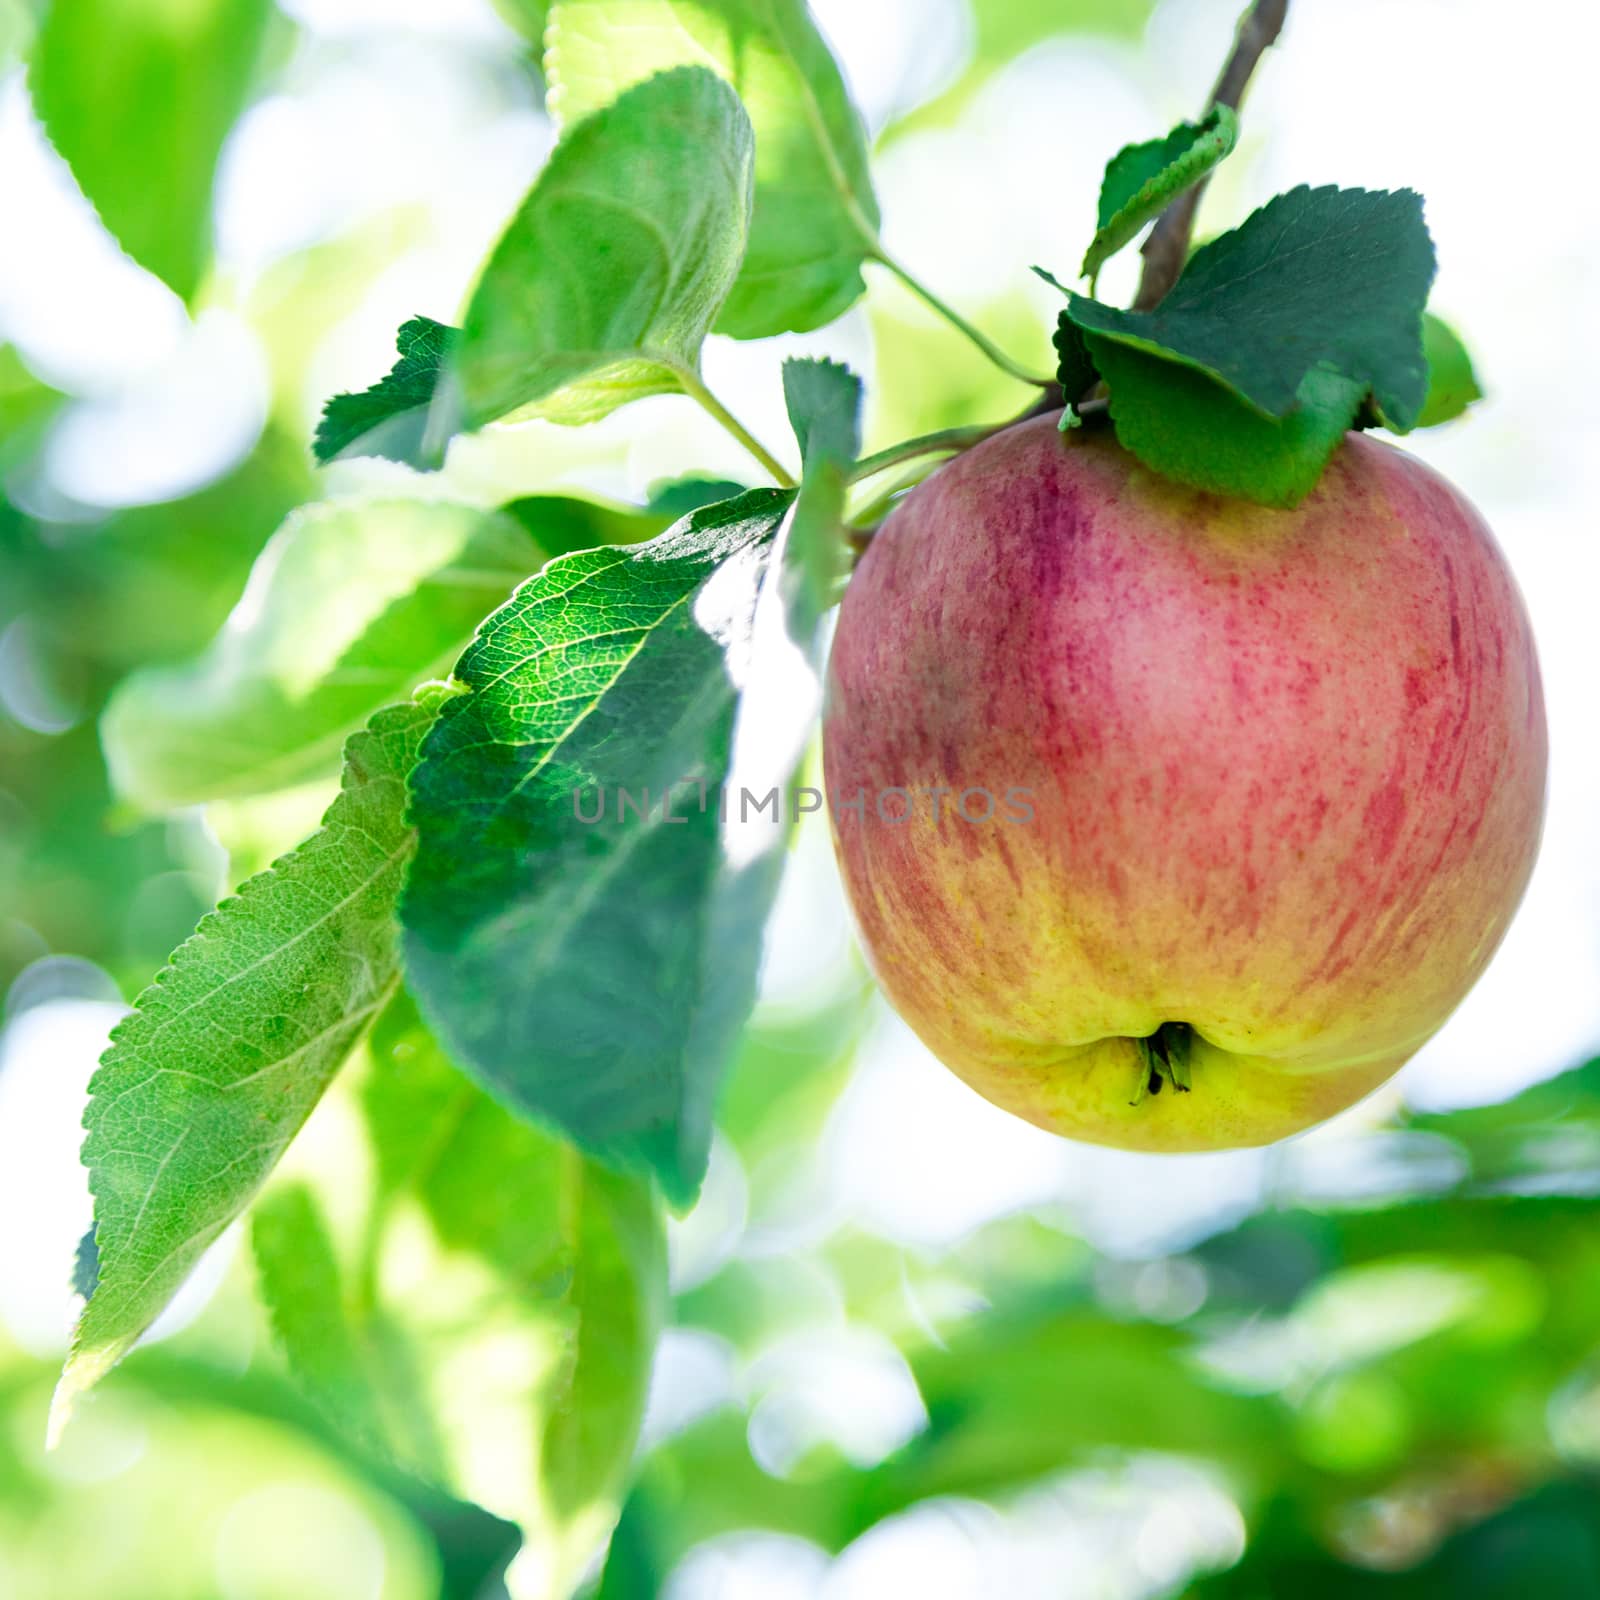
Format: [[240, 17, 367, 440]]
[[859, 0, 1293, 550], [1019, 0, 1290, 426], [1132, 0, 1290, 311]]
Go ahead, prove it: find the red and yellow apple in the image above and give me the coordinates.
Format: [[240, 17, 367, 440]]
[[822, 417, 1546, 1150]]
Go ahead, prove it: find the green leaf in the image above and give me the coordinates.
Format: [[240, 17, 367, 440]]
[[250, 1187, 392, 1453], [643, 475, 751, 519], [1414, 312, 1483, 428], [30, 0, 274, 301], [500, 491, 684, 558], [313, 317, 459, 468], [781, 357, 863, 471], [490, 0, 551, 44], [1081, 105, 1238, 285], [254, 1002, 666, 1598], [780, 357, 860, 623], [52, 696, 440, 1437], [0, 344, 65, 462], [438, 66, 754, 438], [71, 1229, 99, 1302], [545, 0, 880, 338], [1090, 336, 1365, 507], [1192, 1484, 1600, 1600], [401, 489, 796, 1207], [1068, 186, 1436, 428], [1032, 268, 1098, 414], [101, 500, 537, 812], [0, 0, 36, 73], [1051, 314, 1100, 411]]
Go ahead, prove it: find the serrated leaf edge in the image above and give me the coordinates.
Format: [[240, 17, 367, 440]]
[[49, 699, 436, 1445]]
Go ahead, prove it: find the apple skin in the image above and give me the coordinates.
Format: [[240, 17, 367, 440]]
[[822, 417, 1547, 1151]]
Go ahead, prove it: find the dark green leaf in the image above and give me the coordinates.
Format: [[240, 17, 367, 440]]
[[1414, 312, 1483, 428], [1091, 335, 1364, 507], [52, 695, 440, 1437], [438, 66, 754, 439], [781, 357, 863, 471], [1051, 314, 1100, 409], [31, 0, 274, 300], [546, 0, 880, 337], [1192, 1484, 1600, 1599], [253, 1002, 666, 1593], [401, 489, 796, 1206], [1068, 186, 1436, 428], [314, 317, 459, 468], [101, 500, 536, 812], [643, 476, 751, 519], [498, 492, 680, 558], [1082, 105, 1238, 284], [71, 1229, 99, 1302]]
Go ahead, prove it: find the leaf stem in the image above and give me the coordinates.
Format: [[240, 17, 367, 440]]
[[846, 465, 925, 538], [850, 423, 1004, 484], [870, 246, 1054, 388], [1133, 0, 1290, 311], [674, 367, 798, 488]]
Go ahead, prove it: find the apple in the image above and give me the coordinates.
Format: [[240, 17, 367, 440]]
[[822, 417, 1547, 1150]]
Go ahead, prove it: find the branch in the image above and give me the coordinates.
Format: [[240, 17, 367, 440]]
[[1017, 0, 1290, 428], [1132, 0, 1290, 312]]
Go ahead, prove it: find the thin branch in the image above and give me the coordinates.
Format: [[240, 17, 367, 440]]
[[1018, 0, 1290, 427], [856, 1, 1295, 543], [670, 365, 797, 488], [871, 247, 1055, 388], [1132, 0, 1290, 312], [849, 423, 1007, 485]]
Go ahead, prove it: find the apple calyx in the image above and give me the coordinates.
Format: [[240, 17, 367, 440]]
[[1131, 1023, 1195, 1106]]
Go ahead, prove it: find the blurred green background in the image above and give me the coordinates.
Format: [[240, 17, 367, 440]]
[[4, 0, 1600, 1595]]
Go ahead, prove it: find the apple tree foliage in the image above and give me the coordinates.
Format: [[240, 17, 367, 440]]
[[30, 0, 275, 302], [12, 0, 1507, 1591]]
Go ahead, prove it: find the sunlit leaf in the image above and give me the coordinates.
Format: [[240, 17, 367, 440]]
[[254, 999, 665, 1600], [1413, 312, 1484, 428], [546, 0, 879, 337], [491, 0, 551, 45], [102, 501, 538, 812], [53, 695, 440, 1436], [438, 66, 753, 437], [31, 0, 274, 300], [401, 489, 796, 1206], [1081, 106, 1237, 285]]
